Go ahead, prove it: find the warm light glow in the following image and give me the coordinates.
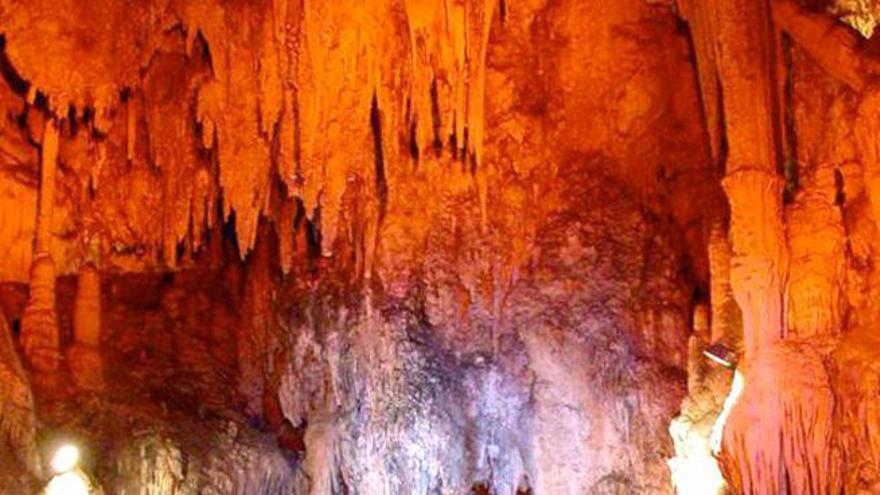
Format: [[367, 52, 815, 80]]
[[711, 369, 744, 455], [45, 471, 90, 495], [51, 445, 81, 474], [669, 369, 744, 494], [668, 455, 726, 495]]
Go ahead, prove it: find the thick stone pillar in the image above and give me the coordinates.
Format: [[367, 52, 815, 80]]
[[20, 119, 61, 376], [711, 0, 786, 357], [683, 0, 838, 492], [722, 169, 786, 356], [713, 0, 840, 491]]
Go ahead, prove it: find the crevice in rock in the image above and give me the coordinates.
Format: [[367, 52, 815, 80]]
[[781, 32, 799, 203], [833, 168, 845, 207], [371, 93, 389, 218], [430, 77, 443, 156], [0, 37, 27, 96], [470, 481, 492, 494]]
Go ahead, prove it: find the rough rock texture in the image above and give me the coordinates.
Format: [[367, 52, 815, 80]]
[[0, 312, 41, 485], [272, 166, 692, 494], [673, 1, 880, 493], [11, 0, 880, 494]]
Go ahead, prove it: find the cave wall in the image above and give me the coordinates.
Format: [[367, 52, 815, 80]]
[[0, 0, 726, 494]]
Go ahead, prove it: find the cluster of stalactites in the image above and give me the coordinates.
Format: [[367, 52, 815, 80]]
[[0, 0, 501, 275]]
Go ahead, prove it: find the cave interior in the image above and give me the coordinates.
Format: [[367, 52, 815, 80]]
[[2, 0, 880, 494]]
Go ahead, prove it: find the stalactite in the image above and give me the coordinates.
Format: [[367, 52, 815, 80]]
[[278, 197, 297, 276], [403, 0, 446, 155], [0, 0, 502, 270], [143, 46, 214, 269], [294, 0, 384, 257], [179, 0, 280, 257], [35, 118, 58, 255], [402, 0, 497, 162], [68, 263, 104, 391], [678, 0, 722, 165], [0, 1, 748, 493], [21, 119, 61, 375], [465, 0, 496, 166]]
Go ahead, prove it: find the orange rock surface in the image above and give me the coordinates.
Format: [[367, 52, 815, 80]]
[[2, 0, 880, 494]]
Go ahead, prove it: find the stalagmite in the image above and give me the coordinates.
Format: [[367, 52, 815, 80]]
[[68, 263, 104, 391], [687, 304, 710, 395], [20, 119, 61, 377], [678, 0, 722, 164], [707, 220, 740, 346], [668, 305, 727, 495]]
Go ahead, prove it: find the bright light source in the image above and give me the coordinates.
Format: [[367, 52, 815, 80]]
[[711, 369, 744, 455], [51, 444, 80, 474], [703, 342, 737, 369], [45, 471, 90, 495], [668, 454, 726, 495]]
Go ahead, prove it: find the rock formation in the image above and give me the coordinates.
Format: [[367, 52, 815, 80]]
[[2, 0, 880, 494]]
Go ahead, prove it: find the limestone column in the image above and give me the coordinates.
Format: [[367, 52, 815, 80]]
[[708, 1, 838, 492], [68, 263, 104, 390], [20, 119, 61, 377], [712, 0, 787, 357]]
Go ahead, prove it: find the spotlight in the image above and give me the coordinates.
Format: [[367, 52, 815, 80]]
[[45, 444, 95, 495], [703, 342, 737, 369], [50, 444, 80, 474], [45, 471, 91, 495]]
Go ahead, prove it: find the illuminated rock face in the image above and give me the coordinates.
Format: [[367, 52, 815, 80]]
[[5, 0, 880, 494], [270, 168, 692, 494]]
